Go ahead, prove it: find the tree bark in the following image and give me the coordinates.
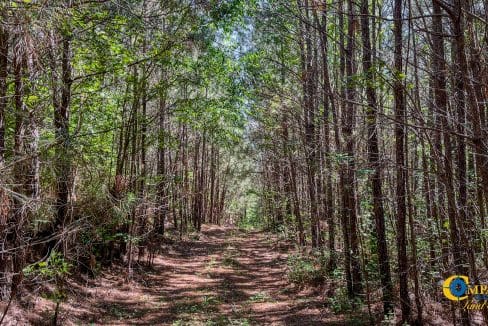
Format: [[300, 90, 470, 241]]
[[360, 0, 393, 314], [53, 33, 73, 233], [343, 0, 362, 297], [0, 23, 7, 163], [393, 0, 411, 322]]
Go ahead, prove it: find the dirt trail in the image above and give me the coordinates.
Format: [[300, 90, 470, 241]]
[[18, 225, 346, 325]]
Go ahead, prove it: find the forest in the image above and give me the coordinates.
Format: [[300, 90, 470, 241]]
[[0, 0, 487, 325]]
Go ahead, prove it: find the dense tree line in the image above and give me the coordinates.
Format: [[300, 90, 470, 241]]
[[0, 0, 247, 313], [247, 0, 487, 324]]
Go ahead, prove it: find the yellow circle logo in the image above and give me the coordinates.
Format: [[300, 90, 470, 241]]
[[442, 275, 469, 301]]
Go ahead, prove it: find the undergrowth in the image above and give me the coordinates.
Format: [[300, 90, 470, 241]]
[[286, 252, 328, 287]]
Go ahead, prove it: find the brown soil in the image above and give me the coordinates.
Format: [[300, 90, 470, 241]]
[[2, 225, 358, 325]]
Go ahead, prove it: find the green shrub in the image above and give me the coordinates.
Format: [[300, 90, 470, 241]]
[[23, 251, 72, 324], [23, 250, 71, 280], [328, 287, 357, 314], [286, 252, 327, 286]]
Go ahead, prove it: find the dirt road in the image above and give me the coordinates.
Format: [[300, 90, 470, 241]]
[[17, 225, 348, 325]]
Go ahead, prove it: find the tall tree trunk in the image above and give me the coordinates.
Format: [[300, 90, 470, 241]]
[[157, 93, 168, 235], [11, 51, 27, 302], [297, 0, 320, 248], [343, 0, 362, 297], [430, 2, 459, 281], [316, 1, 336, 270], [393, 0, 411, 322], [0, 19, 8, 301], [209, 142, 216, 224], [360, 0, 393, 314], [282, 116, 305, 246], [336, 0, 353, 297], [0, 23, 7, 163], [53, 34, 73, 233]]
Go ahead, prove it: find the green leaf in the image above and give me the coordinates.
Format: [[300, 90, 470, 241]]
[[443, 220, 450, 229]]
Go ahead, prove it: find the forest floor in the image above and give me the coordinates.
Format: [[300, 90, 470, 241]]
[[4, 224, 371, 325]]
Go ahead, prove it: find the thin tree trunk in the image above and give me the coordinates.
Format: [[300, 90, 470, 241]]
[[316, 1, 336, 270], [393, 0, 411, 322], [343, 0, 362, 297], [0, 20, 8, 301], [157, 92, 167, 235], [0, 23, 7, 163], [53, 33, 73, 236], [360, 0, 393, 314]]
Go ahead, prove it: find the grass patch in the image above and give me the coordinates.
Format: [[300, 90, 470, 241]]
[[172, 296, 221, 315], [107, 304, 146, 319], [247, 291, 273, 303], [202, 295, 222, 307], [205, 316, 251, 326], [221, 253, 240, 268], [278, 287, 294, 295], [206, 257, 217, 270]]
